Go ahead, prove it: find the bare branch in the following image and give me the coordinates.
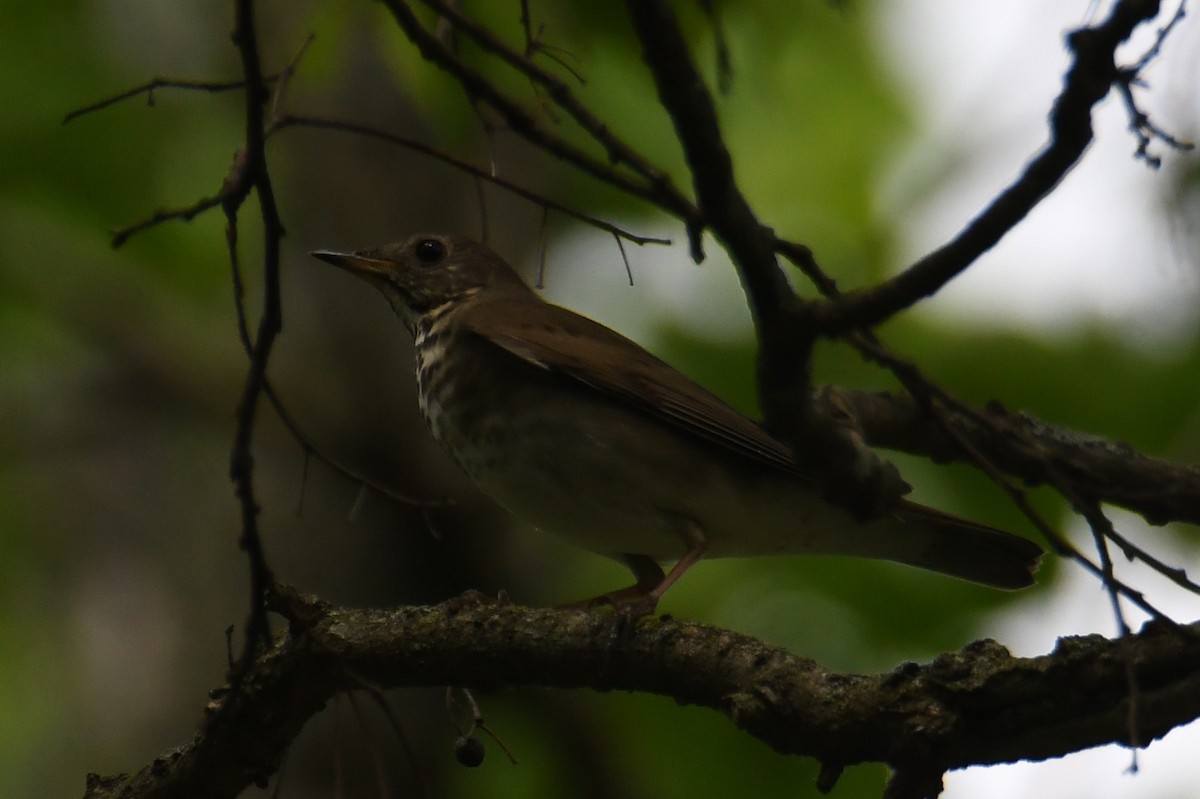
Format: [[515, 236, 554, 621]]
[[110, 194, 225, 248], [379, 0, 702, 227], [416, 0, 670, 189], [626, 0, 915, 517], [813, 0, 1172, 332], [82, 595, 1200, 799], [63, 76, 266, 124], [226, 0, 285, 667], [225, 208, 450, 511], [625, 0, 784, 288], [838, 389, 1200, 528], [271, 114, 671, 247]]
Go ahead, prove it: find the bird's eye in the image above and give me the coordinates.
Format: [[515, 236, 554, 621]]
[[415, 238, 446, 265]]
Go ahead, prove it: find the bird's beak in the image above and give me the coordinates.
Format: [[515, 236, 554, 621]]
[[310, 249, 394, 278]]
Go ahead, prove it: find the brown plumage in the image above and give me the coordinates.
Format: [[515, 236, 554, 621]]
[[313, 234, 1042, 605]]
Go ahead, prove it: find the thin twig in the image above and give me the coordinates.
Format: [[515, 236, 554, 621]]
[[1084, 501, 1135, 636], [350, 677, 436, 799], [535, 205, 550, 289], [1115, 75, 1195, 168], [1130, 0, 1188, 72], [612, 230, 634, 286], [417, 0, 665, 187], [518, 0, 587, 84], [1104, 524, 1200, 595], [111, 195, 225, 248], [379, 0, 702, 228], [63, 76, 270, 124], [269, 32, 316, 124], [343, 691, 394, 798], [224, 145, 444, 512], [271, 113, 671, 247]]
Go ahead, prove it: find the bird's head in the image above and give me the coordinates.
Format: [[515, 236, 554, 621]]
[[312, 234, 529, 332]]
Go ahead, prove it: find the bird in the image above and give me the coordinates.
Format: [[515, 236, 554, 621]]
[[312, 233, 1042, 610]]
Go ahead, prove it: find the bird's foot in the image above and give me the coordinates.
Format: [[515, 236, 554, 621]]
[[442, 588, 512, 612], [559, 584, 659, 616]]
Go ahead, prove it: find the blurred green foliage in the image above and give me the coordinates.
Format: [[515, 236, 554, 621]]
[[2, 1, 1197, 798]]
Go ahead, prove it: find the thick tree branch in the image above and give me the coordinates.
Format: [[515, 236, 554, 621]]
[[837, 389, 1200, 528], [624, 0, 794, 329], [625, 0, 915, 515], [812, 0, 1165, 333], [84, 594, 1200, 799]]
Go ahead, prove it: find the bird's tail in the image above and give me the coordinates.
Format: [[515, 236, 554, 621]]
[[871, 502, 1043, 589]]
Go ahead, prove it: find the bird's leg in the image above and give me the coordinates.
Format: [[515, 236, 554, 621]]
[[617, 532, 708, 618], [561, 554, 664, 610], [565, 525, 709, 617], [618, 553, 671, 598], [646, 535, 707, 604]]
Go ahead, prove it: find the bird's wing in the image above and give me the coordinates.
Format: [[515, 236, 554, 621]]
[[464, 298, 802, 475]]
